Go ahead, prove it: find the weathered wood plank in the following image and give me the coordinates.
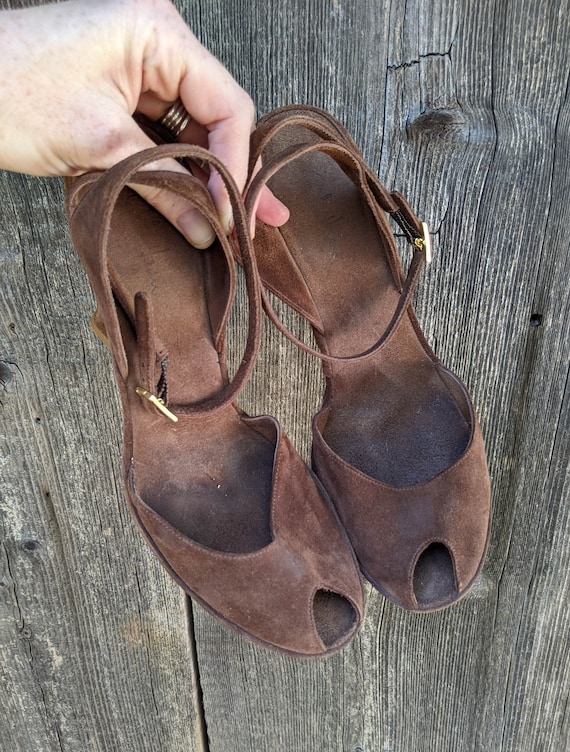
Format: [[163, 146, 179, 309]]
[[1, 0, 569, 750], [0, 174, 203, 751], [183, 1, 570, 750]]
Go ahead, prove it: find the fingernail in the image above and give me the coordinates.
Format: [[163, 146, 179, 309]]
[[275, 198, 290, 225], [220, 206, 234, 235], [178, 209, 216, 249]]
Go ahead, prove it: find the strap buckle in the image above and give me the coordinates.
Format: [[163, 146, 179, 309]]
[[414, 221, 432, 263], [135, 387, 179, 423]]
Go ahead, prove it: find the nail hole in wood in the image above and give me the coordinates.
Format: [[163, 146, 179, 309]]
[[21, 538, 41, 552]]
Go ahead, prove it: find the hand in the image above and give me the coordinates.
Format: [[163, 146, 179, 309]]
[[0, 0, 289, 246]]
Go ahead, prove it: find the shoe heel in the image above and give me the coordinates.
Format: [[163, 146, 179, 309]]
[[90, 309, 110, 348]]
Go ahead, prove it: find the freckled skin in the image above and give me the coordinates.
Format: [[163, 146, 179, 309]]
[[0, 0, 289, 245]]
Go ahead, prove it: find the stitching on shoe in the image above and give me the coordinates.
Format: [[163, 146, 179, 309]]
[[128, 464, 277, 563], [313, 417, 478, 492]]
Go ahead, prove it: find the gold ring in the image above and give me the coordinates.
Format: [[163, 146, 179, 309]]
[[159, 99, 191, 139]]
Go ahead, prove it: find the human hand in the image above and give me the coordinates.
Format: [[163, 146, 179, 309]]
[[0, 0, 288, 247]]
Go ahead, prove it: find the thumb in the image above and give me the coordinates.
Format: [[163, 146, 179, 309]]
[[79, 114, 217, 249]]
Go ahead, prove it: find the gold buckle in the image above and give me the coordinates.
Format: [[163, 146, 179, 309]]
[[414, 221, 432, 263], [135, 387, 179, 423]]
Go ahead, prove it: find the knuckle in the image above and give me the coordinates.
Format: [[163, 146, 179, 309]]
[[240, 92, 256, 121]]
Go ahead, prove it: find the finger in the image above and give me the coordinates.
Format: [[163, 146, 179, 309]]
[[205, 111, 253, 231], [255, 186, 290, 228], [86, 114, 216, 249], [136, 93, 210, 149], [177, 61, 256, 232], [137, 92, 242, 233], [134, 177, 215, 249], [246, 155, 289, 234], [135, 94, 211, 187], [135, 25, 253, 233]]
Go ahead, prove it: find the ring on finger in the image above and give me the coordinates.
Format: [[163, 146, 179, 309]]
[[159, 99, 192, 140]]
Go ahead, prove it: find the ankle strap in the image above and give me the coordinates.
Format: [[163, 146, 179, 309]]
[[246, 115, 430, 363], [67, 144, 263, 414]]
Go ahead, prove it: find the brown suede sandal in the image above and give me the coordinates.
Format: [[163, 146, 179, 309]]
[[244, 106, 491, 612], [65, 143, 363, 655]]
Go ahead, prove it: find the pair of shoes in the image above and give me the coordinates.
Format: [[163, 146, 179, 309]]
[[65, 107, 490, 656]]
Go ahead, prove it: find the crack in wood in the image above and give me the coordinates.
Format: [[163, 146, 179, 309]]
[[387, 49, 452, 71], [185, 598, 211, 752]]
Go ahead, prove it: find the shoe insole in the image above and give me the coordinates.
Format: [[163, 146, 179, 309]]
[[107, 188, 275, 553], [264, 133, 471, 489]]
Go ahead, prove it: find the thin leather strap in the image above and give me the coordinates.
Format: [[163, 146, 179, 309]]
[[249, 108, 399, 215], [245, 136, 428, 364], [69, 144, 263, 414], [250, 106, 425, 277]]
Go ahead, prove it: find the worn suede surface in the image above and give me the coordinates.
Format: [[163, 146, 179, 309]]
[[245, 107, 492, 611], [65, 144, 364, 656]]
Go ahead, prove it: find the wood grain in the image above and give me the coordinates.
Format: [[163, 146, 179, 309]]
[[184, 1, 570, 750], [0, 175, 203, 751], [0, 0, 569, 750]]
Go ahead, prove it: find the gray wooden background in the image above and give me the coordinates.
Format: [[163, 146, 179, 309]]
[[1, 0, 569, 750]]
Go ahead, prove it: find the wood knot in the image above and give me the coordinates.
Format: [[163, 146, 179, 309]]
[[0, 360, 16, 391], [407, 109, 468, 142]]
